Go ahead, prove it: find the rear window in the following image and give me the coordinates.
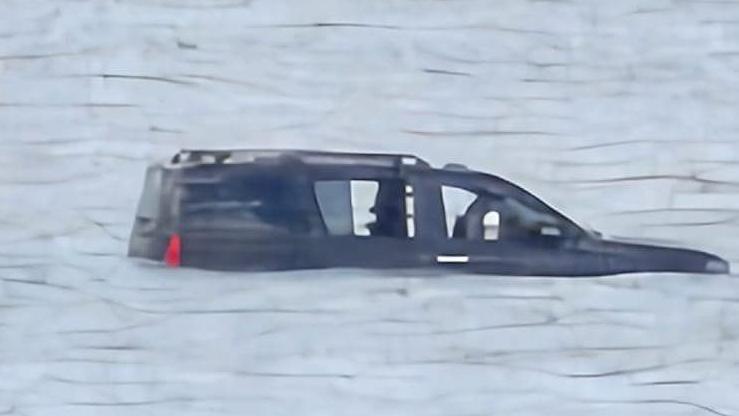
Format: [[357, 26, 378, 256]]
[[135, 168, 162, 219], [180, 175, 311, 234]]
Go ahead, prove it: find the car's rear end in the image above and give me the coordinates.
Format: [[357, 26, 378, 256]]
[[128, 157, 317, 270], [128, 163, 175, 263]]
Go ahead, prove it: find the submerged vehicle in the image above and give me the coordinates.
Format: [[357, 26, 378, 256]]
[[128, 149, 730, 276]]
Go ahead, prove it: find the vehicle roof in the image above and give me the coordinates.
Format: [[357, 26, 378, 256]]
[[156, 148, 584, 233], [166, 149, 434, 170]]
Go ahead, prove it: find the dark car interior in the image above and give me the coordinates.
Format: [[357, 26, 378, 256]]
[[366, 179, 409, 238]]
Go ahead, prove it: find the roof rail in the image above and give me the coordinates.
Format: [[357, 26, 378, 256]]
[[171, 149, 430, 168]]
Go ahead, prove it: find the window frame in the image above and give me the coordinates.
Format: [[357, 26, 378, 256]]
[[311, 175, 416, 240], [431, 170, 584, 242]]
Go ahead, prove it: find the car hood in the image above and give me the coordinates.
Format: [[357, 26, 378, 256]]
[[601, 234, 696, 250], [587, 234, 730, 275]]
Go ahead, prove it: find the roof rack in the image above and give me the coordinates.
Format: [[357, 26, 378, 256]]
[[171, 149, 430, 169]]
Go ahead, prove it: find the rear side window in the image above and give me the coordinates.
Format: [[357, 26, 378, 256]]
[[314, 181, 354, 235], [313, 179, 414, 238], [441, 185, 477, 238], [180, 175, 311, 234]]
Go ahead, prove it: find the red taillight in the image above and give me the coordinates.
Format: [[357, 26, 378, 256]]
[[164, 234, 181, 267]]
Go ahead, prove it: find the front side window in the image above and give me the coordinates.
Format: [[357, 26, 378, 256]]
[[441, 184, 567, 242], [314, 179, 414, 239]]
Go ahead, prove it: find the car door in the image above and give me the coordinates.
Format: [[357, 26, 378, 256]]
[[433, 181, 606, 276], [303, 175, 431, 270]]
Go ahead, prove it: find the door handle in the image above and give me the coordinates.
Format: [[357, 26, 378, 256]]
[[436, 255, 470, 264]]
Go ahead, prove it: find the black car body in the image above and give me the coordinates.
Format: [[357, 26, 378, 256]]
[[128, 149, 730, 276]]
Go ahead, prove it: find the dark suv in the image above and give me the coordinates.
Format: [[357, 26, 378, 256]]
[[128, 149, 730, 276]]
